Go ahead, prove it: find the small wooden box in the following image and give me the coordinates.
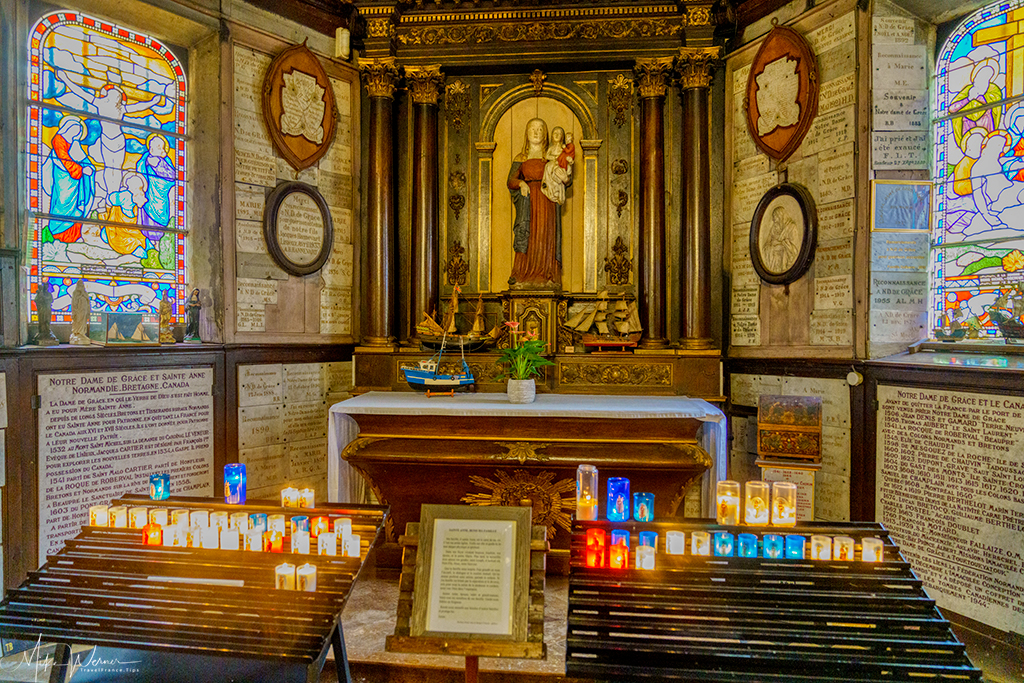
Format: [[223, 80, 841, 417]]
[[89, 312, 160, 346]]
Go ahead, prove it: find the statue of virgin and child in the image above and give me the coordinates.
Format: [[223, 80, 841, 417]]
[[507, 118, 575, 288]]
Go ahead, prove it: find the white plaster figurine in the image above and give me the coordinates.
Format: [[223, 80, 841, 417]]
[[69, 279, 91, 345]]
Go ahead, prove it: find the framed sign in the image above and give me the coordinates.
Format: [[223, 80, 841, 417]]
[[410, 505, 532, 641], [261, 41, 337, 171], [750, 183, 817, 285], [871, 180, 931, 232], [745, 25, 820, 163], [263, 181, 334, 276]]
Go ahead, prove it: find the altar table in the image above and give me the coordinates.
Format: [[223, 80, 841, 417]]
[[328, 392, 725, 569]]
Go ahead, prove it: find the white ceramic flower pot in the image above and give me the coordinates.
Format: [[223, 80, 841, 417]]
[[506, 378, 536, 404]]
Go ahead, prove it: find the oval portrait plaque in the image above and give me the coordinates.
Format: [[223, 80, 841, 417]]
[[749, 183, 817, 286], [263, 181, 333, 276], [745, 25, 820, 163]]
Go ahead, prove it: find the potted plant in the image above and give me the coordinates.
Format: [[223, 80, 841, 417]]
[[497, 321, 554, 403]]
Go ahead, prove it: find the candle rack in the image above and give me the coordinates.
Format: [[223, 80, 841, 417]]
[[0, 495, 388, 683], [566, 519, 983, 682]]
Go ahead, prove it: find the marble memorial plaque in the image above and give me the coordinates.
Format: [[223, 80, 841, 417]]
[[287, 438, 327, 479], [873, 45, 927, 90], [235, 107, 274, 155], [732, 172, 777, 225], [801, 106, 854, 157], [237, 251, 289, 281], [817, 143, 856, 204], [236, 183, 266, 221], [239, 364, 283, 407], [284, 363, 325, 404], [732, 287, 760, 316], [872, 132, 928, 169], [818, 199, 855, 241], [815, 238, 854, 278], [815, 274, 854, 310], [786, 154, 819, 203], [870, 309, 927, 343], [817, 40, 856, 84], [871, 232, 929, 271], [806, 12, 855, 55], [328, 206, 352, 244], [239, 443, 286, 489], [733, 63, 751, 94], [277, 191, 326, 266], [730, 374, 759, 407], [324, 361, 354, 394], [237, 278, 279, 305], [732, 316, 761, 346], [873, 16, 915, 44], [330, 78, 352, 117], [733, 253, 759, 288], [236, 304, 266, 333], [818, 73, 856, 114], [320, 243, 354, 288], [283, 401, 327, 443], [318, 170, 351, 210], [810, 308, 853, 345], [814, 470, 850, 521], [236, 220, 267, 254], [820, 426, 852, 476], [871, 272, 928, 311], [734, 154, 771, 181], [239, 403, 284, 449], [783, 376, 851, 429], [234, 46, 271, 113], [320, 287, 352, 335], [873, 90, 928, 131], [733, 92, 759, 162]]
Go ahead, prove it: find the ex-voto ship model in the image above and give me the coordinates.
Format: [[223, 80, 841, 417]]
[[564, 291, 642, 351]]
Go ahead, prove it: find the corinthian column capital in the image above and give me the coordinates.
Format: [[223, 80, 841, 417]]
[[405, 65, 445, 106], [359, 57, 402, 99], [634, 57, 675, 99], [676, 46, 722, 90]]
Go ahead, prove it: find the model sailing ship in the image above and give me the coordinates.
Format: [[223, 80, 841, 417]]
[[401, 327, 476, 392], [416, 289, 499, 352], [563, 291, 642, 351]]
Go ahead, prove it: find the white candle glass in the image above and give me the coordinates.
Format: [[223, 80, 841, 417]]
[[89, 505, 109, 527], [862, 537, 884, 562], [318, 532, 337, 556], [230, 512, 249, 531], [744, 481, 770, 525], [635, 545, 655, 570], [666, 530, 686, 555], [292, 530, 311, 554], [345, 534, 361, 558], [190, 510, 210, 528], [281, 487, 300, 507], [297, 563, 317, 592], [187, 525, 202, 548], [299, 488, 315, 508], [691, 530, 711, 556], [129, 507, 149, 529], [268, 514, 286, 534], [716, 480, 740, 525], [810, 535, 832, 560], [245, 528, 263, 551], [170, 509, 191, 526], [333, 517, 352, 538], [771, 482, 797, 526], [201, 525, 219, 549], [275, 563, 296, 590], [109, 506, 128, 528], [166, 525, 186, 547], [833, 536, 855, 561], [149, 508, 169, 526], [210, 511, 228, 531], [220, 528, 240, 550]]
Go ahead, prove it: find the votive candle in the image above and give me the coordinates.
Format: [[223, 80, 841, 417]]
[[275, 563, 296, 590], [610, 529, 630, 548], [224, 463, 246, 504], [290, 516, 309, 535], [810, 535, 832, 561], [771, 482, 797, 526], [201, 525, 219, 549], [297, 563, 317, 592], [170, 509, 190, 526], [633, 492, 655, 522], [129, 507, 149, 529], [292, 529, 311, 554], [250, 513, 269, 533], [666, 531, 685, 555], [89, 505, 109, 527], [738, 533, 758, 557], [713, 531, 735, 557], [833, 536, 855, 561], [606, 478, 630, 522], [344, 534, 361, 558], [311, 516, 330, 538], [210, 511, 228, 531], [142, 522, 163, 545], [149, 472, 170, 500], [585, 528, 606, 568], [187, 525, 202, 548], [318, 532, 337, 556], [333, 517, 352, 538], [763, 534, 784, 559], [281, 487, 300, 507], [576, 464, 598, 521], [785, 535, 806, 559], [190, 510, 210, 528], [299, 488, 315, 508], [744, 481, 770, 525], [244, 528, 262, 551], [691, 530, 711, 556], [268, 514, 285, 534], [609, 543, 628, 569], [220, 528, 240, 550], [230, 512, 249, 531], [635, 545, 655, 570], [264, 530, 284, 553], [716, 480, 740, 525], [166, 525, 186, 547], [639, 531, 658, 550], [862, 537, 884, 562], [109, 506, 128, 528], [149, 508, 169, 526]]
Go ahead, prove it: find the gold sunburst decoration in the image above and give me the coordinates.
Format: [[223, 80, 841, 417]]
[[461, 469, 576, 539]]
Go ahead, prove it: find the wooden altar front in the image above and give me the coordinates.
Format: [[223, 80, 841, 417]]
[[328, 392, 725, 571]]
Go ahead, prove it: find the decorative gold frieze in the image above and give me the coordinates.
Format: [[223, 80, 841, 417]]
[[405, 64, 444, 105], [530, 69, 546, 96], [444, 239, 468, 285], [604, 236, 632, 285], [359, 58, 402, 99], [461, 469, 576, 539], [686, 5, 713, 26], [634, 57, 674, 99], [444, 79, 471, 132], [397, 19, 683, 46], [608, 74, 632, 128], [366, 18, 395, 39], [676, 46, 722, 90], [493, 442, 551, 464], [560, 362, 672, 386]]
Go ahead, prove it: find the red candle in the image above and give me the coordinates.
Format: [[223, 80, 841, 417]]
[[609, 543, 628, 569], [263, 530, 284, 553], [142, 522, 163, 546], [585, 528, 606, 568], [310, 516, 330, 538]]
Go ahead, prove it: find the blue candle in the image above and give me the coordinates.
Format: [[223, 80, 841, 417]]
[[224, 463, 246, 504], [249, 512, 268, 533], [632, 492, 654, 522], [639, 531, 658, 550], [149, 473, 170, 500], [763, 534, 784, 559], [738, 533, 758, 557], [607, 478, 630, 522], [291, 515, 310, 535], [713, 531, 734, 557], [785, 535, 806, 559], [610, 529, 630, 548]]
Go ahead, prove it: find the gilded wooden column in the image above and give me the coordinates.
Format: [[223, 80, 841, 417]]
[[359, 58, 402, 347], [635, 58, 674, 349], [677, 47, 721, 350], [405, 65, 444, 344]]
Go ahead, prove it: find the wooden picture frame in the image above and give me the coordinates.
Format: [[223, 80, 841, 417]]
[[749, 183, 817, 286], [871, 180, 932, 232], [410, 505, 532, 642], [745, 25, 820, 163], [262, 181, 334, 276]]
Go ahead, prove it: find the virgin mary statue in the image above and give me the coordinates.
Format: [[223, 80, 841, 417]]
[[507, 117, 568, 288]]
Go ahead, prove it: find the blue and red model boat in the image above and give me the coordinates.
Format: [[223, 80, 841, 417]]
[[402, 333, 475, 392]]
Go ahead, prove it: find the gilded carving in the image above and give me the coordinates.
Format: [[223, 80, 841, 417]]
[[397, 19, 683, 47], [405, 64, 445, 105], [530, 69, 546, 95], [448, 170, 466, 219], [634, 57, 674, 99], [444, 239, 469, 286], [358, 58, 401, 99], [366, 18, 395, 39], [556, 300, 574, 349], [686, 5, 713, 26], [493, 442, 551, 464], [607, 74, 632, 128], [461, 469, 576, 539], [448, 194, 466, 219], [677, 46, 721, 90], [560, 362, 672, 385], [613, 189, 628, 218], [604, 236, 631, 285], [445, 79, 471, 132]]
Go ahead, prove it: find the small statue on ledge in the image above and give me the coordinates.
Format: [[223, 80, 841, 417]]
[[159, 290, 176, 344], [184, 287, 202, 343], [69, 279, 91, 345], [34, 277, 59, 346]]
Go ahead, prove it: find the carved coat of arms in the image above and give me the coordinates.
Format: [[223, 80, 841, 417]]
[[262, 41, 337, 171]]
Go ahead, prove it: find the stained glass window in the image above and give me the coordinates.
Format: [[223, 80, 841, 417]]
[[27, 11, 187, 325]]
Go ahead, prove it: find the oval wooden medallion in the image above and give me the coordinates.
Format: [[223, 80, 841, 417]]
[[262, 41, 337, 171], [745, 25, 819, 163]]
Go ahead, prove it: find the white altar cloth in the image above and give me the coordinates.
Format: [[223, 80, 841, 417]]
[[328, 392, 727, 516]]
